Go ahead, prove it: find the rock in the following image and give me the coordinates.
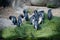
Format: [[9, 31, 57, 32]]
[[30, 0, 60, 7], [30, 0, 48, 6], [0, 18, 16, 30], [12, 0, 31, 9]]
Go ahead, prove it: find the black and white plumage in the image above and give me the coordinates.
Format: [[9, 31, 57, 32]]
[[17, 15, 22, 27], [30, 15, 40, 30], [23, 9, 29, 21], [34, 20, 40, 30], [34, 10, 39, 21], [48, 9, 53, 20], [9, 16, 17, 25], [38, 11, 45, 24], [30, 15, 35, 25]]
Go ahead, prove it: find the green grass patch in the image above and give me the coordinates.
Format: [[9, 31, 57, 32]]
[[2, 14, 60, 40]]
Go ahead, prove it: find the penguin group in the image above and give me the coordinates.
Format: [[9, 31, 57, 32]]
[[9, 9, 53, 30]]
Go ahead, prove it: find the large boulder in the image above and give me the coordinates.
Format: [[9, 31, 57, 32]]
[[30, 0, 60, 7], [30, 0, 48, 6]]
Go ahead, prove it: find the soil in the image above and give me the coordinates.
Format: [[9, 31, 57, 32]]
[[0, 6, 60, 19]]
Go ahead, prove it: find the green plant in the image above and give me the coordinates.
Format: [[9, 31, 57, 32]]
[[2, 27, 17, 40], [15, 27, 27, 38], [47, 3, 57, 8]]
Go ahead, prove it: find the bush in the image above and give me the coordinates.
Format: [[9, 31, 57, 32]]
[[47, 3, 57, 8]]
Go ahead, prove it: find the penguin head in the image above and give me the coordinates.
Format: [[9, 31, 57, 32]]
[[20, 14, 24, 18], [23, 9, 28, 13], [48, 9, 52, 12], [34, 10, 38, 13]]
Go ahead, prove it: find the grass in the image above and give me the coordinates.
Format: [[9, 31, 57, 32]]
[[1, 14, 60, 40]]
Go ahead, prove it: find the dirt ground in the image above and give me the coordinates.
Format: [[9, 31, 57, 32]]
[[0, 6, 60, 19]]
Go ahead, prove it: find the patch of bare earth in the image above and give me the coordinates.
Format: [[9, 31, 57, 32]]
[[0, 6, 60, 19]]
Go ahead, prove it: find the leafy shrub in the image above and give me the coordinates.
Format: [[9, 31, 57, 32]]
[[47, 3, 57, 8]]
